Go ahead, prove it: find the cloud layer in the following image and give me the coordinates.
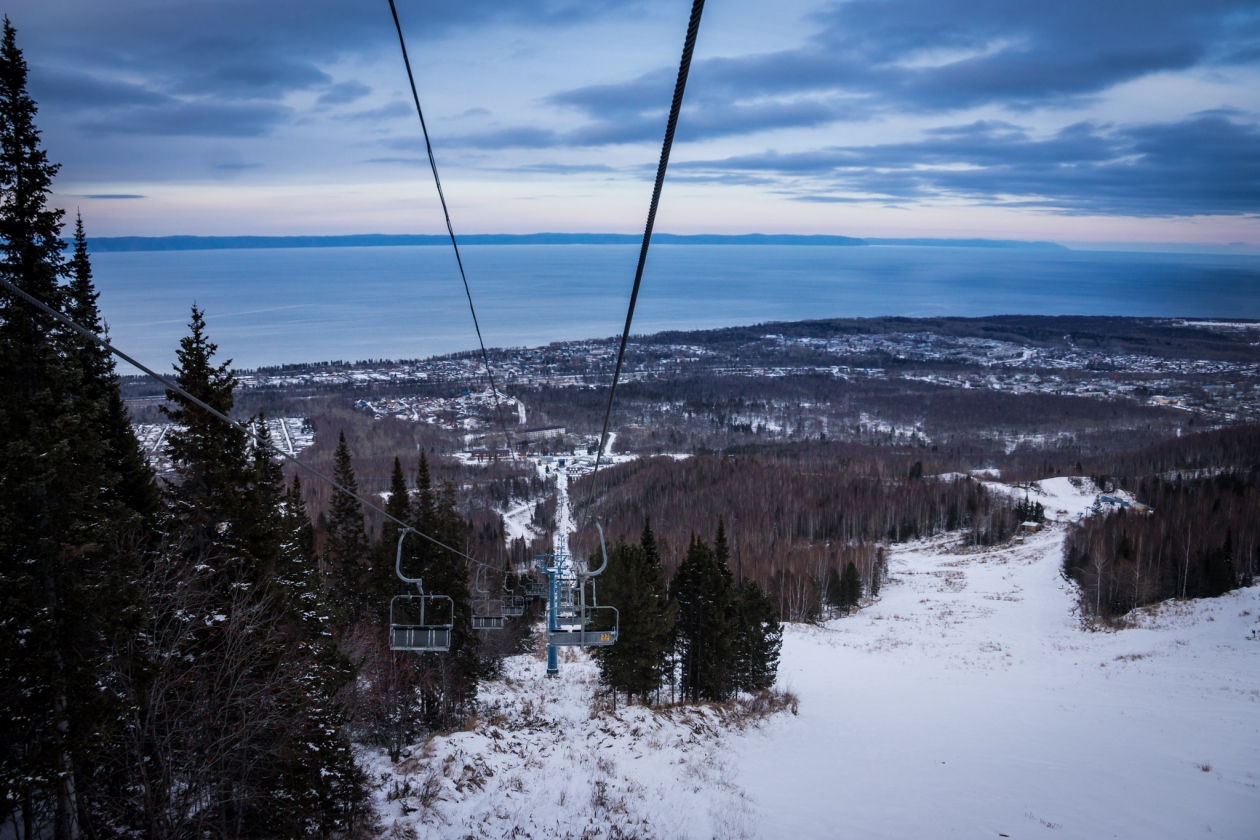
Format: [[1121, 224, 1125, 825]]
[[13, 0, 1260, 228]]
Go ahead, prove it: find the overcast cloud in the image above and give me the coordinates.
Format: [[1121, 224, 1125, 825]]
[[8, 0, 1260, 239]]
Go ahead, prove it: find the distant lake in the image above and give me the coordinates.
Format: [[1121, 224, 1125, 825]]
[[90, 244, 1260, 370]]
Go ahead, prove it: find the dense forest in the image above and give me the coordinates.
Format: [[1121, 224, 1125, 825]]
[[0, 27, 508, 838], [1063, 426, 1260, 618], [572, 451, 1017, 620]]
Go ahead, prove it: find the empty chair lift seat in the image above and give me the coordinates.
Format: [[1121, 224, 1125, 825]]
[[389, 593, 454, 652]]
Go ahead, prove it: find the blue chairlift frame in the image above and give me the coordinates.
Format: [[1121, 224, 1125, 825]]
[[539, 522, 619, 651]]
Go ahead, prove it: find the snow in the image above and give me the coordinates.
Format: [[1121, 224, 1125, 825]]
[[364, 650, 773, 840], [369, 477, 1260, 838]]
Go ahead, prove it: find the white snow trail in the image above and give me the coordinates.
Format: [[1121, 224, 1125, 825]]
[[368, 477, 1260, 839]]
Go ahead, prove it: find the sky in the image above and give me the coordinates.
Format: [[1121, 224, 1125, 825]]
[[11, 0, 1260, 244]]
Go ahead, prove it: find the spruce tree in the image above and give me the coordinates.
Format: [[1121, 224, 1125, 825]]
[[161, 304, 250, 548], [0, 20, 150, 837], [671, 533, 734, 703], [65, 213, 158, 518], [823, 566, 844, 614], [240, 414, 286, 580], [730, 579, 782, 693], [274, 475, 367, 836], [415, 479, 478, 728], [840, 560, 862, 614], [368, 456, 411, 624], [592, 522, 675, 705], [323, 431, 370, 626]]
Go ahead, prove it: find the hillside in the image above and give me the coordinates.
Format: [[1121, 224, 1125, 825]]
[[369, 478, 1260, 839]]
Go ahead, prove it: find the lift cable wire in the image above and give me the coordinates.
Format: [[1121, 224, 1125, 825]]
[[580, 0, 707, 521], [387, 0, 514, 459], [0, 274, 493, 570]]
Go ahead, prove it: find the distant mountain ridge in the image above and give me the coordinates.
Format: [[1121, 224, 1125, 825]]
[[83, 232, 1069, 252]]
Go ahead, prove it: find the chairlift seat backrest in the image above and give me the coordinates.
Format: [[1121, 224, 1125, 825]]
[[389, 593, 454, 652], [472, 615, 505, 631]]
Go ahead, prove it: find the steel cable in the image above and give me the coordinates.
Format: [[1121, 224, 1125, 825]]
[[0, 275, 488, 569], [581, 0, 707, 519], [387, 0, 514, 458]]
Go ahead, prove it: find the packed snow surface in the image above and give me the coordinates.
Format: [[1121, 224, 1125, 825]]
[[369, 478, 1260, 838]]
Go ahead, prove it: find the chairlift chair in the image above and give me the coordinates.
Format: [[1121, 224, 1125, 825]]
[[498, 575, 528, 617], [389, 528, 454, 652], [541, 522, 619, 648], [471, 565, 505, 631]]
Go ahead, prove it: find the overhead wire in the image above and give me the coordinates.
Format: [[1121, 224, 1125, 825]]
[[0, 274, 493, 571], [4, 0, 707, 576], [386, 0, 515, 459], [580, 0, 707, 520]]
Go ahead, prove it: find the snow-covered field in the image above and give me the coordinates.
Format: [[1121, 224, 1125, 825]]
[[133, 417, 314, 472], [368, 478, 1260, 839]]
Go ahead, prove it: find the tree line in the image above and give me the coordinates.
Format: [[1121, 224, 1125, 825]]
[[0, 17, 376, 834], [573, 452, 1018, 620], [0, 24, 510, 836], [1064, 450, 1259, 620]]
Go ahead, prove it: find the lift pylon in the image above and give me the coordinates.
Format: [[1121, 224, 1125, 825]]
[[537, 522, 619, 675]]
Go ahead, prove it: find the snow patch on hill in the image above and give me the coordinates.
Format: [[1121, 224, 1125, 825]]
[[366, 477, 1260, 839]]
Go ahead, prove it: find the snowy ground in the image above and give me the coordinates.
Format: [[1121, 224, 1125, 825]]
[[368, 478, 1260, 839], [132, 417, 313, 472]]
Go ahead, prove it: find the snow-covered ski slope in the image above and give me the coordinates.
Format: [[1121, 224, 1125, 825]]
[[371, 478, 1260, 839]]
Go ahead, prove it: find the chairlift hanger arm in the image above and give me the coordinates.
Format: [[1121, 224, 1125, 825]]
[[581, 520, 610, 578]]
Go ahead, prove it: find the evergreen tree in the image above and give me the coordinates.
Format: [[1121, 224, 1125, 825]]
[[592, 520, 675, 705], [65, 213, 158, 518], [240, 414, 286, 580], [0, 21, 149, 837], [273, 475, 368, 836], [368, 456, 411, 624], [149, 314, 369, 836], [671, 533, 734, 703], [840, 560, 862, 614], [714, 516, 731, 571], [323, 431, 370, 626], [823, 566, 844, 614], [415, 479, 479, 728], [730, 579, 782, 693], [161, 304, 250, 549]]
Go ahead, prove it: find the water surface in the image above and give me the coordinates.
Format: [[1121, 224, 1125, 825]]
[[90, 244, 1260, 370]]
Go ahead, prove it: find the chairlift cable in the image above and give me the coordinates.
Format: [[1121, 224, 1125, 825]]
[[0, 275, 485, 568], [580, 0, 707, 519], [387, 0, 515, 459]]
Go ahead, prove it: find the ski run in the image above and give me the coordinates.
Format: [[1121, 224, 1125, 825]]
[[366, 477, 1259, 839]]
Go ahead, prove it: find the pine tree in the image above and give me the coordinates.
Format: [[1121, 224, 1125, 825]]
[[730, 579, 782, 693], [368, 456, 411, 624], [161, 304, 250, 547], [840, 560, 862, 614], [671, 533, 734, 703], [323, 431, 370, 626], [592, 520, 675, 705], [0, 20, 150, 837]]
